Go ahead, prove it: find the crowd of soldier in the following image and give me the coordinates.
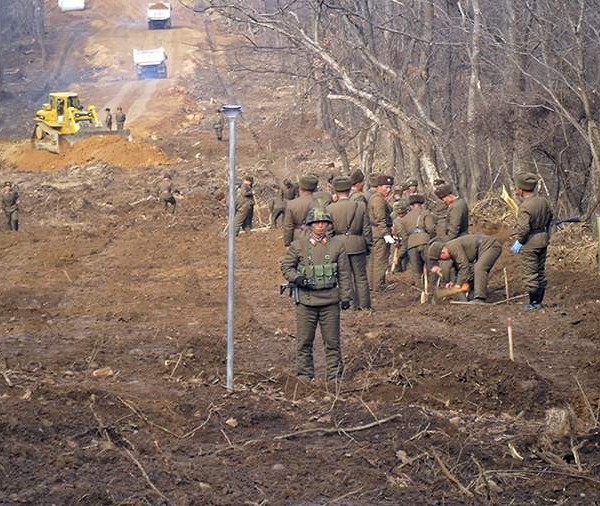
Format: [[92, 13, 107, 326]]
[[277, 169, 552, 380]]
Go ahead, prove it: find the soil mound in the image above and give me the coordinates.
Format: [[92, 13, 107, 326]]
[[1, 136, 172, 171]]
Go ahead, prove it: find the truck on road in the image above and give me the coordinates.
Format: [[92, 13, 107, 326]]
[[147, 2, 172, 29], [58, 0, 86, 11], [133, 48, 168, 79]]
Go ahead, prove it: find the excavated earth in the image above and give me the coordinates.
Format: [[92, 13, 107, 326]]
[[1, 1, 600, 505]]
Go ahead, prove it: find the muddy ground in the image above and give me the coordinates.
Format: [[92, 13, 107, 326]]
[[1, 1, 600, 505]]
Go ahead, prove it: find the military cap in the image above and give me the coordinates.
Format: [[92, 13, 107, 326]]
[[3, 181, 12, 187], [299, 174, 319, 191], [434, 183, 453, 199], [368, 173, 381, 187], [163, 173, 172, 179], [376, 174, 394, 187], [244, 175, 254, 184], [409, 193, 425, 205], [404, 178, 418, 188], [428, 240, 445, 261], [433, 178, 446, 186], [514, 172, 538, 191], [350, 169, 365, 184], [332, 176, 352, 192], [305, 207, 333, 225]]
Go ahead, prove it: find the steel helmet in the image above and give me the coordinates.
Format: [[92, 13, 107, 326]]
[[305, 207, 333, 225]]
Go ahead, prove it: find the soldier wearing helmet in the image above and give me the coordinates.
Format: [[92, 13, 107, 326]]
[[281, 207, 352, 382]]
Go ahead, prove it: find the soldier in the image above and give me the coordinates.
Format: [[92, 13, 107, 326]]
[[395, 194, 436, 287], [213, 109, 224, 141], [510, 172, 553, 310], [158, 173, 177, 213], [428, 234, 502, 303], [327, 176, 372, 310], [281, 208, 352, 381], [104, 108, 113, 130], [364, 172, 381, 203], [281, 178, 299, 201], [115, 107, 127, 131], [313, 173, 335, 207], [349, 169, 368, 205], [434, 183, 469, 242], [1, 181, 20, 231], [269, 187, 286, 229], [282, 174, 318, 246], [368, 174, 395, 291], [428, 178, 449, 238], [402, 178, 418, 196], [234, 176, 255, 236]]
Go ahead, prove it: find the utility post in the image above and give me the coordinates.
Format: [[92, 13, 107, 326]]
[[223, 104, 242, 392]]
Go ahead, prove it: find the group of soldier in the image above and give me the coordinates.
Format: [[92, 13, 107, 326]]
[[104, 107, 127, 131], [278, 169, 553, 381]]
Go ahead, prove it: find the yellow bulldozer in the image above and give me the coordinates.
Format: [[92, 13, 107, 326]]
[[32, 92, 129, 153]]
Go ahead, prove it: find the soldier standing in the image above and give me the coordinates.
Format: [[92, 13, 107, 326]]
[[213, 109, 224, 141], [281, 178, 299, 201], [104, 108, 113, 130], [281, 208, 352, 381], [1, 181, 20, 231], [234, 176, 255, 236], [434, 183, 469, 241], [368, 174, 395, 291], [349, 169, 368, 205], [327, 176, 372, 310], [395, 194, 436, 287], [158, 173, 177, 213], [115, 107, 127, 131], [428, 234, 502, 303], [282, 174, 318, 246], [510, 172, 553, 310]]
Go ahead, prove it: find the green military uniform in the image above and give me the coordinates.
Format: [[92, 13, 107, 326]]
[[327, 176, 372, 310], [430, 234, 502, 301], [1, 182, 19, 231], [158, 174, 176, 213], [213, 111, 224, 141], [281, 209, 352, 380], [115, 107, 126, 131], [513, 172, 553, 308], [234, 177, 255, 235], [435, 183, 469, 241], [282, 175, 318, 246], [368, 175, 394, 291], [395, 195, 436, 286], [349, 169, 368, 206], [313, 190, 333, 207]]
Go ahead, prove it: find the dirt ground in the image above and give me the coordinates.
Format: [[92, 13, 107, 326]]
[[1, 1, 600, 504]]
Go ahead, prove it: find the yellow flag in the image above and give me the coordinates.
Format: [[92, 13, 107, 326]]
[[501, 185, 519, 215]]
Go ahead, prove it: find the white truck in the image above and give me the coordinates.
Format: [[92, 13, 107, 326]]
[[133, 48, 168, 80], [58, 0, 85, 11], [147, 2, 172, 29]]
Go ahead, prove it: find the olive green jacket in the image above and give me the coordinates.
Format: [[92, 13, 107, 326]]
[[281, 236, 352, 306], [283, 194, 316, 246], [440, 198, 469, 241], [368, 192, 393, 240], [326, 198, 372, 255], [395, 207, 436, 256], [443, 234, 499, 285], [514, 195, 553, 249]]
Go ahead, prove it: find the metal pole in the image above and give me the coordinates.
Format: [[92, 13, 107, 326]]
[[222, 105, 242, 392]]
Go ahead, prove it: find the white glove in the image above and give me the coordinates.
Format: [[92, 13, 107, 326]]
[[383, 234, 396, 244]]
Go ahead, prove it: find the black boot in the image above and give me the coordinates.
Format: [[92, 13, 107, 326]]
[[536, 288, 545, 306], [525, 289, 540, 311]]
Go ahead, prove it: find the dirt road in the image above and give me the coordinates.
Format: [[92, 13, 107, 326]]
[[0, 1, 600, 505]]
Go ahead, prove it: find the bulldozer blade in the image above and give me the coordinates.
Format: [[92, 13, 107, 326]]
[[32, 122, 61, 153]]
